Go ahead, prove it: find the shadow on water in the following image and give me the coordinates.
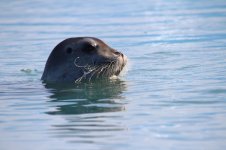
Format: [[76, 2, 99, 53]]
[[42, 79, 128, 143]]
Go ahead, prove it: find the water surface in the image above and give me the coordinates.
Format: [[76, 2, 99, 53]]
[[1, 0, 226, 150]]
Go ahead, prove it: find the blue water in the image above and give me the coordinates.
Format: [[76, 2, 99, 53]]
[[1, 0, 226, 150]]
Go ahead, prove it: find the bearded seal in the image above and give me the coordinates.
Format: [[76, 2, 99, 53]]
[[41, 37, 127, 83]]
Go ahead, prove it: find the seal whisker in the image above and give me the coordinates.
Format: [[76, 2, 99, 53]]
[[107, 61, 116, 76], [105, 62, 113, 76], [96, 65, 107, 78], [74, 57, 98, 83], [99, 61, 114, 77], [88, 65, 104, 81], [96, 63, 110, 78], [74, 57, 89, 68]]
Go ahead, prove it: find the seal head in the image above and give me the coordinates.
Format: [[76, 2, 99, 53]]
[[41, 37, 127, 83]]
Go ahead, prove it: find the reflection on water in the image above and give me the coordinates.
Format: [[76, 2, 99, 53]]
[[45, 79, 127, 115], [44, 79, 127, 143]]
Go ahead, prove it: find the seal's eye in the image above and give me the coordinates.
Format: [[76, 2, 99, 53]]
[[66, 47, 73, 54], [82, 43, 97, 53]]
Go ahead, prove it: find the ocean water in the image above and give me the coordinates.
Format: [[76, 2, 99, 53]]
[[0, 0, 226, 150]]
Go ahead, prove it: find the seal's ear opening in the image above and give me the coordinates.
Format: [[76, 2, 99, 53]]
[[66, 47, 73, 54]]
